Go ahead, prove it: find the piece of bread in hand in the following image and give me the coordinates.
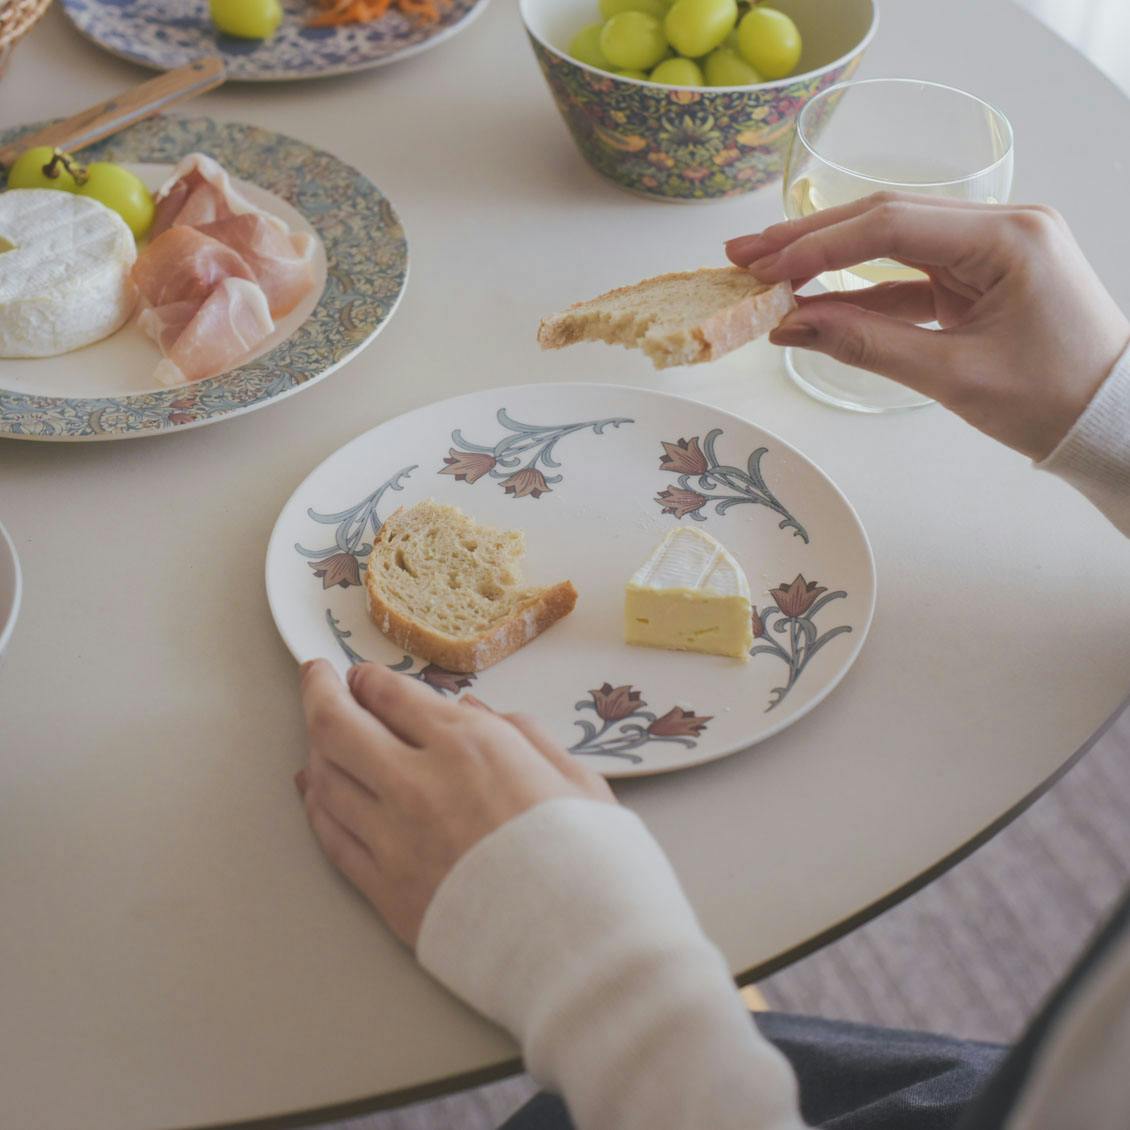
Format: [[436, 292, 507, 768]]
[[365, 500, 577, 673], [537, 266, 795, 370]]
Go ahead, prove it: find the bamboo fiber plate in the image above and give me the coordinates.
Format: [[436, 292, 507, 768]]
[[266, 383, 877, 778]]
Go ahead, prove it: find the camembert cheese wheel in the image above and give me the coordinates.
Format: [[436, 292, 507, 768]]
[[0, 188, 136, 358], [625, 526, 753, 659]]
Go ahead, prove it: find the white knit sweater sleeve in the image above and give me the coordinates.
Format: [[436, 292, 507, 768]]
[[1037, 344, 1130, 535], [417, 797, 805, 1130]]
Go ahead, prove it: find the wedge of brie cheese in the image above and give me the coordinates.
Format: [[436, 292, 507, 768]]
[[0, 189, 136, 358], [625, 527, 753, 659]]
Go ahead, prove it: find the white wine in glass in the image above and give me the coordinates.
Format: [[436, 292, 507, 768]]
[[781, 79, 1014, 413]]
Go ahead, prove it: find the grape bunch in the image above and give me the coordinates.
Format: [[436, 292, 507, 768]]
[[568, 0, 802, 87], [7, 148, 155, 238]]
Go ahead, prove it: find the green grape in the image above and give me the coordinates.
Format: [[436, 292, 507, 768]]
[[663, 0, 737, 59], [77, 163, 155, 238], [7, 146, 83, 193], [600, 0, 668, 20], [569, 23, 612, 69], [599, 12, 669, 71], [209, 0, 282, 39], [724, 26, 740, 49], [703, 46, 761, 85], [649, 57, 705, 86], [616, 68, 650, 80], [736, 6, 802, 79]]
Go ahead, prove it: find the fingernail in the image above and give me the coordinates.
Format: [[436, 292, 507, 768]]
[[299, 659, 318, 678], [770, 321, 818, 347], [725, 233, 764, 254], [294, 768, 308, 796], [346, 663, 360, 687], [747, 250, 782, 278]]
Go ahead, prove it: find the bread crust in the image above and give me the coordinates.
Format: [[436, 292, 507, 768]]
[[364, 513, 578, 673], [537, 267, 795, 369], [673, 277, 796, 366]]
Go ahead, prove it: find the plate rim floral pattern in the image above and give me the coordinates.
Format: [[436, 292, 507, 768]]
[[60, 0, 493, 82], [0, 116, 408, 442], [265, 382, 878, 779]]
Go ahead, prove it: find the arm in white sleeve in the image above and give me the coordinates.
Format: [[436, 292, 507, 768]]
[[417, 797, 806, 1130], [1037, 344, 1130, 536]]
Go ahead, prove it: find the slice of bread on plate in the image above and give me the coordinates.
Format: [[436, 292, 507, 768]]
[[537, 266, 795, 370], [365, 499, 577, 673]]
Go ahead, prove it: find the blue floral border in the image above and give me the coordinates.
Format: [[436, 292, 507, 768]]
[[0, 116, 408, 440]]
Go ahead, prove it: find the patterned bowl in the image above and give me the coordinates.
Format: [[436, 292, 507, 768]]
[[521, 0, 877, 202]]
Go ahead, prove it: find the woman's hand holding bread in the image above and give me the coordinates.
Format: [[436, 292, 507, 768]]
[[727, 192, 1130, 461]]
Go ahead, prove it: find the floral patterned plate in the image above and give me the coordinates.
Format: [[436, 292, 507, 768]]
[[266, 383, 876, 778], [0, 117, 407, 441], [60, 0, 490, 82]]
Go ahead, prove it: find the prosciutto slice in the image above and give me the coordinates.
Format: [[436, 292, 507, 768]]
[[151, 278, 273, 387], [132, 227, 273, 386], [132, 226, 256, 308], [132, 153, 319, 386], [197, 213, 315, 318], [151, 153, 276, 239], [137, 301, 198, 356]]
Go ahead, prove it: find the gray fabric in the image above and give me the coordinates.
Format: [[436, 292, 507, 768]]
[[498, 1014, 1006, 1130]]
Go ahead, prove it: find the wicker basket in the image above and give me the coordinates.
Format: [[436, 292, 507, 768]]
[[0, 0, 53, 76]]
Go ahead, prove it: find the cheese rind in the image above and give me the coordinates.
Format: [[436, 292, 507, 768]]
[[625, 527, 753, 659], [0, 189, 136, 358]]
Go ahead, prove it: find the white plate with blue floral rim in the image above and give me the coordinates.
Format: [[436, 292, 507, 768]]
[[0, 116, 407, 442], [61, 0, 490, 82], [266, 383, 877, 778]]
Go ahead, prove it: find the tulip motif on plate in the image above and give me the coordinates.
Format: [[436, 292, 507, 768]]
[[655, 430, 809, 542], [750, 575, 852, 711], [296, 465, 416, 588], [569, 682, 712, 765], [440, 408, 634, 501]]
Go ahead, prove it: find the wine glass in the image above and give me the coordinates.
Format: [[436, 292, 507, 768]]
[[781, 78, 1014, 413]]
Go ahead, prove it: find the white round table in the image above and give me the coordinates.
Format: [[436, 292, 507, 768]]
[[2, 2, 1129, 1127]]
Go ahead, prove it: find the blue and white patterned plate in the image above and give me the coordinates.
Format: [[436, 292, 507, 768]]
[[61, 0, 490, 81], [0, 116, 408, 441], [266, 383, 877, 778]]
